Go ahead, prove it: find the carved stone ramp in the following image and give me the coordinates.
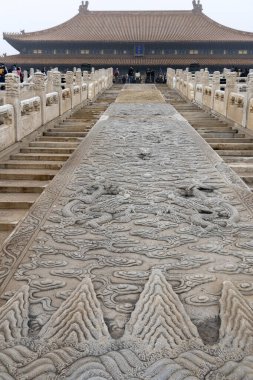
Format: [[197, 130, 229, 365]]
[[1, 84, 253, 378], [0, 86, 122, 247], [159, 84, 253, 192]]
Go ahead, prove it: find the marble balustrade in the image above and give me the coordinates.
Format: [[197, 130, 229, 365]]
[[0, 67, 113, 152], [167, 67, 253, 130]]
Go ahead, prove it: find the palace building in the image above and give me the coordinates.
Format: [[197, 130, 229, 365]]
[[2, 0, 253, 71]]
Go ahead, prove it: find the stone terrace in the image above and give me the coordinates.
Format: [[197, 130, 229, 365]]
[[0, 85, 253, 378]]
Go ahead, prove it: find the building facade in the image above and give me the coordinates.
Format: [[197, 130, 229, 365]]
[[2, 0, 253, 72]]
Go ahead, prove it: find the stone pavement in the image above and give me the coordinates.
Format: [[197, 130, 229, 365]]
[[0, 85, 253, 378]]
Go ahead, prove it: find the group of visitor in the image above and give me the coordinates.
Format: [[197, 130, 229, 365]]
[[230, 67, 249, 77], [113, 67, 167, 84], [113, 67, 142, 84], [126, 67, 141, 83], [0, 64, 24, 84]]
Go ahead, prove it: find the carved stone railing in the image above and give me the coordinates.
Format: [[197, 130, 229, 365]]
[[73, 85, 82, 107], [196, 84, 203, 93], [20, 96, 40, 116], [73, 85, 80, 95], [19, 96, 41, 139], [0, 104, 13, 126], [46, 92, 59, 106], [62, 88, 71, 100], [229, 92, 245, 108], [215, 90, 225, 102], [82, 83, 87, 91], [195, 84, 203, 104], [0, 94, 6, 107], [45, 92, 59, 123], [247, 98, 253, 131], [0, 104, 15, 151], [203, 85, 213, 108], [229, 77, 248, 94], [204, 86, 212, 96], [0, 67, 113, 152], [227, 92, 246, 125], [167, 67, 253, 129], [213, 90, 226, 117]]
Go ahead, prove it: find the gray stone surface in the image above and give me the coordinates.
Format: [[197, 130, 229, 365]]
[[0, 85, 253, 378]]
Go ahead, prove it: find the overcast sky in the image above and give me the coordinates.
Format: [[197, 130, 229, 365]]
[[1, 0, 253, 55]]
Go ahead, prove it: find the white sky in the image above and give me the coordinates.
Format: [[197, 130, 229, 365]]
[[1, 0, 253, 55]]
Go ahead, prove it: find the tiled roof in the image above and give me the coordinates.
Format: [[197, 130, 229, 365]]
[[2, 54, 253, 67], [4, 8, 253, 43]]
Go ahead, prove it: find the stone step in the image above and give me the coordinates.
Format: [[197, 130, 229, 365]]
[[175, 109, 199, 112], [50, 126, 91, 132], [37, 136, 81, 142], [59, 121, 91, 126], [211, 143, 253, 150], [200, 133, 245, 138], [63, 117, 95, 120], [223, 157, 253, 164], [241, 176, 253, 185], [60, 117, 96, 127], [29, 141, 79, 148], [0, 193, 39, 209], [192, 124, 233, 129], [69, 117, 100, 121], [174, 108, 206, 116], [167, 89, 253, 192], [0, 160, 64, 170], [219, 150, 253, 157], [0, 180, 48, 193], [173, 105, 198, 111], [194, 127, 235, 133], [0, 231, 11, 246], [43, 131, 87, 138], [21, 147, 75, 154], [0, 169, 57, 181], [179, 109, 218, 115], [0, 85, 121, 246], [205, 138, 253, 144], [180, 114, 212, 119], [180, 114, 217, 119], [180, 115, 225, 121], [229, 164, 253, 175], [69, 114, 103, 119], [0, 209, 28, 231], [11, 153, 70, 162]]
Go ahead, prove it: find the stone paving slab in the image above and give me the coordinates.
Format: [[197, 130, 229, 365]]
[[115, 84, 165, 103], [0, 85, 253, 378]]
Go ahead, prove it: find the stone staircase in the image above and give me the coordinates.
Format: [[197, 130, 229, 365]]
[[159, 85, 253, 190], [0, 85, 122, 247]]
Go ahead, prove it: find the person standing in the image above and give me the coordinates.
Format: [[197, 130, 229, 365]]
[[128, 67, 134, 83], [0, 64, 8, 83], [114, 67, 120, 83], [16, 67, 24, 83]]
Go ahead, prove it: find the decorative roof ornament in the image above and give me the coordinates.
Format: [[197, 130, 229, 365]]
[[79, 1, 89, 13], [192, 0, 203, 12]]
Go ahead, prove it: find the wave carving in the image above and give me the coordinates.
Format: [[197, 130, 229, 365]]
[[0, 275, 252, 378], [0, 286, 29, 345]]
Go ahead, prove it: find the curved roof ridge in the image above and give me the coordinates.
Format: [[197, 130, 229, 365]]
[[4, 8, 253, 43], [200, 11, 253, 37], [3, 10, 194, 38], [4, 13, 80, 38]]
